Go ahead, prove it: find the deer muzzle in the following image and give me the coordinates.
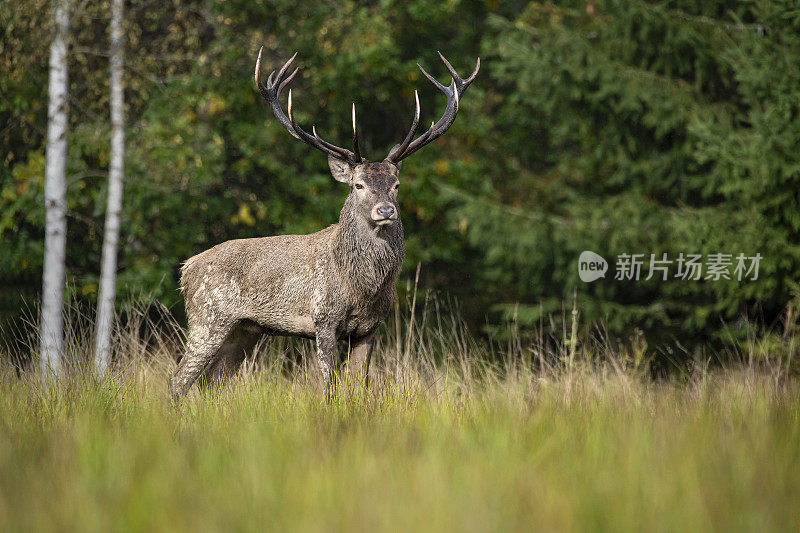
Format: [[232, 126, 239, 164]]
[[371, 203, 397, 226]]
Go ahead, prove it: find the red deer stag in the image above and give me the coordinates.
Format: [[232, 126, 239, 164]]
[[170, 49, 479, 397]]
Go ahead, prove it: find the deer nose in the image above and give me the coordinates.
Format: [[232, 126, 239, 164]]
[[376, 204, 395, 219]]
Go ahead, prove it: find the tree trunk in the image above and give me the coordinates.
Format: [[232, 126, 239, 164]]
[[40, 0, 71, 376], [94, 0, 125, 375]]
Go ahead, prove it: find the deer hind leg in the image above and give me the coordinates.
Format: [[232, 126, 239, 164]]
[[170, 320, 234, 399], [199, 322, 262, 388], [347, 333, 375, 389]]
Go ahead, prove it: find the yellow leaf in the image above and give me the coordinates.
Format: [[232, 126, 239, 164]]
[[237, 204, 255, 226], [81, 283, 97, 296], [434, 160, 450, 175]]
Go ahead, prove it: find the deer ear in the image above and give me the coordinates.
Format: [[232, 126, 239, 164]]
[[328, 155, 353, 183]]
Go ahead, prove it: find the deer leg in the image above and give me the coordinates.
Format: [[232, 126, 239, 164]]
[[199, 324, 262, 388], [170, 321, 233, 399], [314, 325, 337, 400], [347, 333, 375, 388]]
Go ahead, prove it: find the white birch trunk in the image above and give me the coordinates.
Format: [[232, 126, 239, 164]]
[[94, 0, 125, 375], [40, 0, 71, 376]]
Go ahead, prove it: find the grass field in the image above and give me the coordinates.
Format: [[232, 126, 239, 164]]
[[1, 299, 798, 532]]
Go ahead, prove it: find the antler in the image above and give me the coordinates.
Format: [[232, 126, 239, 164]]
[[385, 52, 480, 164], [255, 47, 364, 165]]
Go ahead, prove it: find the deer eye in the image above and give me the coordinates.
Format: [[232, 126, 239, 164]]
[[393, 183, 399, 190], [355, 183, 364, 190]]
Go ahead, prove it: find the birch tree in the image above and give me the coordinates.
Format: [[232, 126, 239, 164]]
[[94, 0, 125, 375], [40, 0, 71, 375]]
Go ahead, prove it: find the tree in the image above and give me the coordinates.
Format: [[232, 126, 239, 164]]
[[460, 1, 800, 349], [94, 0, 125, 375], [40, 0, 71, 375]]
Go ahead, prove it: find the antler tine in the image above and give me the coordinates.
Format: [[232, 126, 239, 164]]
[[385, 90, 420, 163], [352, 103, 362, 162], [254, 47, 263, 87], [417, 63, 448, 92], [287, 89, 361, 163], [278, 68, 299, 94], [438, 51, 480, 89], [313, 126, 352, 158], [276, 51, 298, 82], [255, 49, 361, 164], [466, 57, 480, 84], [385, 53, 480, 163]]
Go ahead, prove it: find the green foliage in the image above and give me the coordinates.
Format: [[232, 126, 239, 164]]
[[2, 0, 800, 355], [454, 1, 800, 343]]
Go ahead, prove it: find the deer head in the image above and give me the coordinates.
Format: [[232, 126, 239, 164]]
[[254, 49, 479, 229]]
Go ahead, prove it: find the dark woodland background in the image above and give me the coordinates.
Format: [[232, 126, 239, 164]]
[[2, 0, 800, 362]]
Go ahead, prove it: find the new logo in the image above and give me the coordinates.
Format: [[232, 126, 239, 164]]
[[578, 251, 608, 282]]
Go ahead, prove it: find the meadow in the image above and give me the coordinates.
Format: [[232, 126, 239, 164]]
[[0, 297, 798, 532]]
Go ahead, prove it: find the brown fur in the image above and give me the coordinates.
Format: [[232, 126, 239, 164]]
[[170, 160, 403, 396]]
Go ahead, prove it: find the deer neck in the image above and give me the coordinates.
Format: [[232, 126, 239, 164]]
[[334, 197, 404, 296]]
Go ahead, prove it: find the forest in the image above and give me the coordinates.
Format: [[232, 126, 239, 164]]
[[3, 1, 800, 361]]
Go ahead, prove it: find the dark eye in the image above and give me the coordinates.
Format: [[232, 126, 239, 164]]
[[355, 183, 364, 190], [393, 183, 399, 190]]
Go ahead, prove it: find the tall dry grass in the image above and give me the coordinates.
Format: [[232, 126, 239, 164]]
[[0, 288, 798, 531]]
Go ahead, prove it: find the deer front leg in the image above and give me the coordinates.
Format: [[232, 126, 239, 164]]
[[347, 333, 374, 388], [314, 325, 337, 399]]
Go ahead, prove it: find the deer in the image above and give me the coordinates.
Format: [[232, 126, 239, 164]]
[[169, 48, 479, 398]]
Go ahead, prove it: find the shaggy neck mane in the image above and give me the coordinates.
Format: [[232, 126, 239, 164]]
[[334, 194, 404, 297]]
